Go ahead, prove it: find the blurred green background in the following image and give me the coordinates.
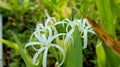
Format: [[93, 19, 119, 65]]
[[0, 0, 120, 67]]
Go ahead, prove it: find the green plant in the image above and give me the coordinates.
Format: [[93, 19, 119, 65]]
[[0, 0, 120, 67]]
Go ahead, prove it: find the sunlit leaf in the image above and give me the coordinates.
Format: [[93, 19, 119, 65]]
[[0, 1, 12, 11]]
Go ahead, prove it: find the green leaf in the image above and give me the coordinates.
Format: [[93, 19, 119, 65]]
[[0, 37, 38, 67], [12, 33, 38, 67], [66, 27, 83, 67], [0, 1, 12, 11], [96, 39, 108, 67], [0, 38, 18, 50], [96, 0, 120, 67]]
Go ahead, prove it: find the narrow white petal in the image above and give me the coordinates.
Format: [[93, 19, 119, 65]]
[[54, 21, 67, 27], [47, 27, 53, 41], [83, 30, 88, 49], [43, 47, 49, 67], [87, 30, 95, 34], [53, 27, 58, 35], [63, 19, 71, 23], [85, 25, 91, 30], [50, 33, 66, 42], [64, 29, 74, 45], [45, 18, 51, 28], [51, 44, 65, 67], [30, 32, 35, 41], [66, 23, 70, 33], [96, 42, 102, 48], [41, 34, 47, 43], [32, 47, 46, 65], [34, 31, 45, 42], [25, 42, 44, 51]]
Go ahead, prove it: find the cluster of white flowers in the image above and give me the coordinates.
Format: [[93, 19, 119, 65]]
[[25, 12, 95, 67]]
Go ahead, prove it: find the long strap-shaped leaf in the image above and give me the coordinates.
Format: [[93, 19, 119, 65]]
[[66, 27, 83, 67]]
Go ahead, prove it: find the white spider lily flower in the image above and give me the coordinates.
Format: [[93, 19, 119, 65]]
[[45, 17, 72, 45], [64, 19, 83, 45], [63, 19, 76, 45], [25, 25, 66, 67], [64, 18, 95, 48], [30, 11, 67, 44], [80, 19, 95, 49], [64, 19, 80, 45], [26, 11, 66, 66]]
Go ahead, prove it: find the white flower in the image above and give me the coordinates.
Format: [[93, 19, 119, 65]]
[[64, 19, 77, 45], [25, 11, 66, 67], [80, 19, 95, 49], [25, 25, 66, 67], [64, 18, 95, 48]]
